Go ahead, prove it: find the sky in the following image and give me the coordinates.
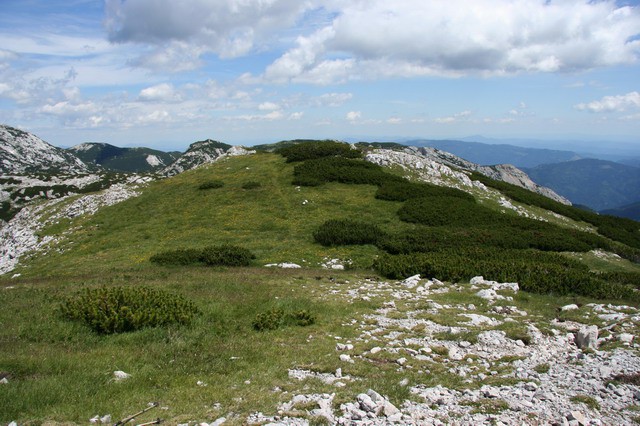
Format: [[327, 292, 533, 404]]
[[0, 0, 639, 151]]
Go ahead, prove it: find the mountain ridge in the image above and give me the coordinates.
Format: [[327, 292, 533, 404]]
[[525, 159, 640, 212], [0, 125, 89, 174], [68, 142, 181, 173], [409, 138, 583, 168]]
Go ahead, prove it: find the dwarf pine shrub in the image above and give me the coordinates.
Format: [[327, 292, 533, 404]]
[[373, 249, 637, 300], [60, 286, 199, 334], [292, 157, 401, 187], [290, 310, 316, 327], [201, 244, 256, 266], [242, 181, 261, 189], [150, 245, 256, 267], [277, 141, 361, 162], [313, 219, 384, 246], [375, 180, 475, 202], [252, 308, 285, 331], [199, 180, 224, 190]]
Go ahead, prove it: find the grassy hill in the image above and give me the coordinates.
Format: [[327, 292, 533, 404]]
[[2, 146, 640, 425]]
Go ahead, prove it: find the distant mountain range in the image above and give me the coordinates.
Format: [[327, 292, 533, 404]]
[[409, 139, 582, 168], [601, 201, 640, 221], [68, 143, 181, 173], [2, 123, 639, 221], [524, 159, 640, 212]]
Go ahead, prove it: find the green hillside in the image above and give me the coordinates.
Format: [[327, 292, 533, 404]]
[[23, 152, 405, 276], [2, 145, 640, 425]]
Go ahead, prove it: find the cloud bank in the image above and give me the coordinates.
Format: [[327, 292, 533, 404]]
[[105, 0, 640, 81]]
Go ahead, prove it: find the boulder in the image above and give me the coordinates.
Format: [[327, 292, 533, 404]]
[[575, 325, 599, 350]]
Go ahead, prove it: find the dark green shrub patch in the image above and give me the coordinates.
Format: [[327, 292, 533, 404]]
[[292, 157, 402, 187], [252, 308, 285, 331], [242, 181, 262, 189], [252, 308, 316, 331], [470, 172, 640, 251], [398, 196, 490, 227], [150, 245, 255, 267], [199, 180, 224, 190], [376, 180, 475, 202], [395, 195, 609, 253], [277, 140, 361, 162], [290, 310, 316, 327], [373, 249, 637, 300], [595, 271, 640, 289], [60, 286, 199, 334], [377, 222, 600, 254], [313, 219, 384, 246], [200, 244, 256, 266]]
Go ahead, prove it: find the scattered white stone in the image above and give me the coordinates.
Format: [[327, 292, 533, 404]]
[[460, 313, 501, 326], [476, 289, 501, 300], [339, 354, 353, 363], [264, 263, 302, 269], [0, 377, 8, 384], [370, 346, 382, 354], [561, 304, 580, 311], [89, 414, 111, 424], [401, 274, 421, 288], [619, 333, 634, 344], [113, 370, 131, 381]]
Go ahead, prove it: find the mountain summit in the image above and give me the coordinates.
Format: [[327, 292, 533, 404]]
[[0, 125, 88, 174], [68, 142, 180, 173]]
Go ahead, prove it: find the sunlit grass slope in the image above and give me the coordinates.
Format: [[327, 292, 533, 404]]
[[24, 152, 414, 277], [2, 149, 640, 425]]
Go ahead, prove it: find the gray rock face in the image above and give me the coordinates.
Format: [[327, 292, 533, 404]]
[[161, 140, 255, 176], [365, 146, 570, 205], [0, 125, 89, 174], [478, 163, 571, 205]]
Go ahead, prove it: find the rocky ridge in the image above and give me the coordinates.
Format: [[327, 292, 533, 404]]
[[68, 142, 181, 173], [161, 140, 254, 176], [405, 146, 570, 204], [0, 125, 89, 174], [0, 175, 152, 275]]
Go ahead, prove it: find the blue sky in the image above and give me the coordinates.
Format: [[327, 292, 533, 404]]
[[0, 0, 639, 151]]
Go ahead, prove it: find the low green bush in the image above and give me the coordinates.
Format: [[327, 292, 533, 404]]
[[60, 286, 199, 334], [375, 180, 475, 202], [292, 157, 402, 187], [199, 180, 224, 190], [150, 245, 256, 267], [277, 141, 361, 162], [242, 181, 262, 189], [290, 310, 316, 327], [252, 308, 285, 331], [372, 248, 637, 300], [313, 219, 384, 246], [470, 172, 640, 251], [201, 244, 256, 266]]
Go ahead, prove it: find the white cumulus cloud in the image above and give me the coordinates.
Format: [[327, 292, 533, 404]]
[[138, 83, 182, 102], [263, 0, 640, 84], [575, 91, 640, 112], [346, 110, 361, 121], [105, 0, 312, 63]]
